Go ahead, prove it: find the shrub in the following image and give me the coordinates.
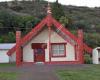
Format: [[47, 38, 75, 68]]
[[84, 54, 92, 64], [0, 36, 4, 43]]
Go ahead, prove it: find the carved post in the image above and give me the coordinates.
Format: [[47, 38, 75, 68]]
[[16, 30, 22, 66], [78, 29, 84, 63]]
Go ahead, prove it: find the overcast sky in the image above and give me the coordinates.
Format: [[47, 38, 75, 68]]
[[0, 0, 100, 7]]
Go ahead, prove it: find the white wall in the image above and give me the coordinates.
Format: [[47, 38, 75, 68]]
[[51, 43, 75, 61], [98, 51, 100, 58], [9, 52, 16, 62], [23, 43, 34, 62], [22, 28, 76, 62], [92, 48, 100, 64], [0, 50, 9, 63], [23, 28, 49, 62]]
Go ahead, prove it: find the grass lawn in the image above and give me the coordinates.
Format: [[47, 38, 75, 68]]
[[0, 72, 17, 80], [57, 65, 100, 80], [0, 63, 16, 67], [0, 63, 17, 80]]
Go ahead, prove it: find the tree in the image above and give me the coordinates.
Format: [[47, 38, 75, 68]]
[[52, 0, 65, 20], [59, 15, 71, 28], [8, 32, 15, 43], [0, 36, 4, 43]]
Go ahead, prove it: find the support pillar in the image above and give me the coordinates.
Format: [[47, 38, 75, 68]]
[[78, 29, 84, 64], [16, 31, 22, 66], [47, 16, 52, 62]]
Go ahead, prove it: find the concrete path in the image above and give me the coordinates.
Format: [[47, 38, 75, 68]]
[[0, 64, 91, 80]]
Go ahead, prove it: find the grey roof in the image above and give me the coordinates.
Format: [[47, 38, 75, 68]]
[[0, 43, 16, 50]]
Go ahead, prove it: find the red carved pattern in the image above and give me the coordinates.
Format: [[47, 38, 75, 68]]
[[77, 30, 84, 63], [7, 16, 47, 56], [51, 17, 78, 43], [83, 43, 92, 54], [16, 31, 22, 66]]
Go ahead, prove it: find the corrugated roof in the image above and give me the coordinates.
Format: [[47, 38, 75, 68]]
[[0, 43, 16, 50]]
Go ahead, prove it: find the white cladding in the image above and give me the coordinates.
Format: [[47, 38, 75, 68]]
[[9, 52, 16, 62], [92, 47, 100, 64], [23, 28, 76, 62], [0, 50, 9, 63], [23, 28, 49, 62], [0, 43, 15, 63]]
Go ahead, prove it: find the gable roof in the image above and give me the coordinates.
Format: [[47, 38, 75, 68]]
[[7, 15, 92, 56]]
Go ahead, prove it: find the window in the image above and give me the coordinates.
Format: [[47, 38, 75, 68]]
[[51, 43, 66, 57]]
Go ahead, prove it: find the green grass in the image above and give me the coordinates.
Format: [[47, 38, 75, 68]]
[[57, 65, 100, 80], [0, 72, 17, 80], [0, 63, 16, 67]]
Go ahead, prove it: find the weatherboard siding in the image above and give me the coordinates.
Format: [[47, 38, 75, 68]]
[[23, 28, 49, 62], [0, 50, 9, 63], [9, 52, 16, 62]]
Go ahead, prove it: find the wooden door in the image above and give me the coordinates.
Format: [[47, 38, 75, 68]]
[[34, 48, 45, 62]]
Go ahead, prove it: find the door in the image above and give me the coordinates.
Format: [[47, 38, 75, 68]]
[[34, 48, 45, 62]]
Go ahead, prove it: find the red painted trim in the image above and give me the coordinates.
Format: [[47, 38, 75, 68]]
[[51, 43, 66, 57], [22, 61, 81, 65], [74, 44, 77, 60], [16, 31, 22, 66], [83, 43, 93, 54], [31, 43, 47, 49], [51, 17, 78, 43], [45, 61, 81, 64], [77, 30, 84, 64], [48, 26, 51, 62], [7, 16, 47, 56], [57, 33, 75, 46], [51, 43, 67, 45], [21, 47, 23, 62], [7, 15, 92, 57]]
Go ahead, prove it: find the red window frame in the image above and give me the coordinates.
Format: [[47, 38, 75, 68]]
[[51, 43, 66, 57]]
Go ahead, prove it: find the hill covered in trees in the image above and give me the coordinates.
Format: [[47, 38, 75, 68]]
[[0, 0, 100, 48]]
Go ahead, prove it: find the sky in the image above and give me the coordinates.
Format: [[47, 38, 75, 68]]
[[0, 0, 100, 7]]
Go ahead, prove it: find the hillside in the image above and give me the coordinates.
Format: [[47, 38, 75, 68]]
[[0, 0, 100, 48], [0, 1, 100, 25], [0, 1, 100, 28]]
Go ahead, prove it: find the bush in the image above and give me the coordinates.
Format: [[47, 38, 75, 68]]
[[8, 32, 15, 43], [0, 36, 4, 43], [84, 54, 92, 64], [84, 33, 100, 48]]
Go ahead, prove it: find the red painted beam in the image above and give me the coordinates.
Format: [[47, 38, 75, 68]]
[[77, 29, 84, 64], [83, 43, 93, 54], [16, 31, 22, 66], [51, 17, 78, 43], [7, 16, 48, 56]]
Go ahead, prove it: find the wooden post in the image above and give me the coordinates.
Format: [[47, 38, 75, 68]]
[[77, 29, 84, 64], [47, 16, 52, 62], [16, 31, 21, 66]]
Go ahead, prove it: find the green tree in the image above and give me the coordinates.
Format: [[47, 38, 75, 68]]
[[8, 32, 15, 43], [0, 36, 4, 43], [59, 15, 73, 28], [52, 0, 65, 20]]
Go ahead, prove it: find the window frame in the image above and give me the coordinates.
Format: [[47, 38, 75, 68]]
[[51, 43, 66, 57]]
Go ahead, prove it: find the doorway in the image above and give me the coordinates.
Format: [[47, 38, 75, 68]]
[[34, 48, 45, 62]]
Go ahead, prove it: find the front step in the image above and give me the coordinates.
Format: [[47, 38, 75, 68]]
[[35, 62, 44, 65]]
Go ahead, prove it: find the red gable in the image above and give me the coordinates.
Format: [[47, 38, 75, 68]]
[[7, 14, 92, 56]]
